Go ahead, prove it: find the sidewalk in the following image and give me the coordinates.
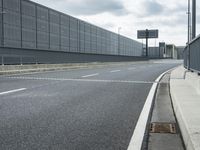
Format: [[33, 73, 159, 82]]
[[170, 66, 200, 150]]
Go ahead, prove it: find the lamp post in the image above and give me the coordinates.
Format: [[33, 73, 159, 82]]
[[192, 0, 196, 39], [187, 0, 191, 43], [118, 27, 121, 55]]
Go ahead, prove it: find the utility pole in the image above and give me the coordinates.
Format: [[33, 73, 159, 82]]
[[187, 0, 191, 43], [145, 29, 148, 57], [192, 0, 196, 39]]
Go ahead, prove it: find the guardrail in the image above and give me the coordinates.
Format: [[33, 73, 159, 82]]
[[0, 55, 37, 65], [183, 35, 200, 74]]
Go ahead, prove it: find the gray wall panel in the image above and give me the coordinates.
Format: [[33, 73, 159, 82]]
[[0, 4, 2, 46], [22, 15, 36, 30], [22, 28, 36, 43], [22, 41, 36, 49], [4, 24, 21, 41], [3, 10, 20, 26], [21, 0, 35, 17], [50, 23, 59, 34], [61, 14, 69, 26], [61, 26, 69, 36], [49, 10, 59, 24], [3, 0, 20, 12], [61, 36, 69, 47], [36, 6, 48, 21], [37, 31, 49, 49], [37, 19, 49, 32], [4, 39, 21, 48]]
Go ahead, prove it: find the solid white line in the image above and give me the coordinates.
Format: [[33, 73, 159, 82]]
[[0, 88, 26, 96], [110, 70, 121, 73], [127, 67, 176, 150], [82, 73, 99, 78]]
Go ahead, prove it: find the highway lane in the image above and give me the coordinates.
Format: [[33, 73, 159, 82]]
[[0, 60, 181, 150]]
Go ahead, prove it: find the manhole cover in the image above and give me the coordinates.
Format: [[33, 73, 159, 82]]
[[150, 122, 176, 134]]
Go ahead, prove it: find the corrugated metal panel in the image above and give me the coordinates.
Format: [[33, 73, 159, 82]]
[[61, 25, 69, 36], [50, 34, 59, 45], [22, 15, 36, 30], [0, 0, 2, 7], [37, 42, 48, 50], [61, 36, 69, 47], [70, 17, 78, 30], [22, 41, 36, 49], [36, 6, 48, 21], [21, 0, 35, 17], [50, 23, 59, 34], [3, 10, 20, 26], [4, 24, 21, 41], [70, 29, 78, 39], [60, 14, 69, 26], [37, 31, 49, 49], [49, 10, 59, 24], [3, 0, 20, 12], [22, 28, 36, 42], [37, 19, 49, 32], [4, 39, 21, 48], [0, 6, 2, 46]]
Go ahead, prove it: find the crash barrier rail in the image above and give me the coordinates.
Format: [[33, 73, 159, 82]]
[[183, 35, 200, 74]]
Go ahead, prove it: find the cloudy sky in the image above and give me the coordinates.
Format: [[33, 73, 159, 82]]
[[32, 0, 200, 46]]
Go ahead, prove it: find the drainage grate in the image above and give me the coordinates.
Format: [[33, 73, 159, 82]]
[[150, 122, 176, 134]]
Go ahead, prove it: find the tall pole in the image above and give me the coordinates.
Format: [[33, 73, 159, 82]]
[[192, 0, 196, 39], [146, 29, 148, 57], [187, 0, 191, 43]]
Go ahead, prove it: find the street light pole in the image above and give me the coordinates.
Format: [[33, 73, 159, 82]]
[[187, 0, 191, 43], [192, 0, 196, 39]]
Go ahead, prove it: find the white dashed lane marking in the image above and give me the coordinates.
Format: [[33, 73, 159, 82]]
[[0, 88, 26, 95], [81, 73, 99, 78], [110, 70, 121, 73]]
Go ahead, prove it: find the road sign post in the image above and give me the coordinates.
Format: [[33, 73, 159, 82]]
[[137, 29, 159, 57]]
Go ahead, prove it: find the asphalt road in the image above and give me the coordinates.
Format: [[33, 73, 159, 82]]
[[0, 60, 181, 150]]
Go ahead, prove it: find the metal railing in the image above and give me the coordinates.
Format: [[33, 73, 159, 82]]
[[0, 54, 37, 65], [184, 35, 200, 74]]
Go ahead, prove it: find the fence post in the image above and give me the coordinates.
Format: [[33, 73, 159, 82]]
[[1, 56, 4, 66], [20, 57, 22, 65]]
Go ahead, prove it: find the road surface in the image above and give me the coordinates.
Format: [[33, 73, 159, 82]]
[[0, 60, 181, 150]]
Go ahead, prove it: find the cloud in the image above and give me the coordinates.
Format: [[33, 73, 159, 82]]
[[65, 0, 129, 16], [32, 0, 129, 16], [144, 0, 164, 16]]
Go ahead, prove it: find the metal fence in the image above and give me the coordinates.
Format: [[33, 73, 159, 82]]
[[183, 35, 200, 73]]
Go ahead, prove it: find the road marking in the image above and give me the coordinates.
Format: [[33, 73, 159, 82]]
[[0, 88, 26, 96], [128, 67, 136, 70], [5, 76, 156, 84], [110, 70, 121, 73], [127, 67, 177, 150], [82, 73, 99, 78]]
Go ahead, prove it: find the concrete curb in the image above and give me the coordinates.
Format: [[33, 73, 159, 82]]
[[170, 66, 200, 150]]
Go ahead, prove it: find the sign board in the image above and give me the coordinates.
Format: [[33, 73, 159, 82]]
[[137, 29, 159, 39]]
